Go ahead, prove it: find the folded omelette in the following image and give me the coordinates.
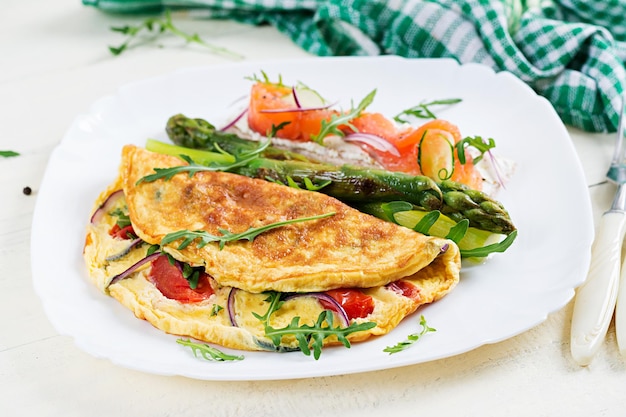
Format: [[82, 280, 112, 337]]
[[83, 145, 461, 353]]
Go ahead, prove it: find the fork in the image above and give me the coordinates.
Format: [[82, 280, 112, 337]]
[[570, 95, 626, 365]]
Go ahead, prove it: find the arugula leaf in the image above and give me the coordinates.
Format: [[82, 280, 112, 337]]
[[109, 10, 243, 59], [160, 212, 336, 250], [211, 304, 223, 316], [176, 338, 244, 361], [459, 230, 518, 258], [411, 210, 441, 235], [136, 140, 270, 185], [0, 150, 19, 158], [263, 310, 376, 360], [253, 292, 376, 359], [311, 89, 377, 144], [393, 98, 462, 123], [445, 219, 469, 242], [109, 207, 132, 228], [181, 263, 201, 289], [455, 136, 497, 164], [383, 315, 436, 354]]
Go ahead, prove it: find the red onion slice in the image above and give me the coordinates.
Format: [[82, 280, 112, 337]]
[[219, 107, 248, 131], [90, 189, 124, 224], [105, 238, 143, 262], [284, 292, 350, 327], [227, 288, 239, 327], [291, 86, 302, 108], [344, 133, 400, 156], [259, 101, 337, 114], [107, 252, 161, 288]]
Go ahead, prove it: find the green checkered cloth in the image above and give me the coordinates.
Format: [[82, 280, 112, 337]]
[[83, 0, 626, 133]]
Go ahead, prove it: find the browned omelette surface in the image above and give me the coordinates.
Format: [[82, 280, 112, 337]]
[[121, 145, 459, 293]]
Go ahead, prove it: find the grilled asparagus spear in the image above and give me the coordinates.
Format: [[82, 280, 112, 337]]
[[154, 114, 516, 234]]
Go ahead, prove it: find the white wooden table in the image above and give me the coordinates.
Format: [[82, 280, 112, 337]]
[[2, 1, 626, 415]]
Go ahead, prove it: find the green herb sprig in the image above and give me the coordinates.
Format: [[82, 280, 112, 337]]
[[311, 89, 377, 144], [394, 98, 462, 123], [176, 338, 244, 361], [455, 136, 497, 165], [383, 315, 436, 354], [109, 10, 243, 59], [0, 150, 19, 158], [160, 212, 336, 250], [253, 292, 376, 360], [136, 140, 270, 185]]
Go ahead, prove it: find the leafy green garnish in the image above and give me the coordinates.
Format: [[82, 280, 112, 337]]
[[412, 210, 441, 235], [211, 304, 224, 316], [311, 89, 377, 144], [393, 98, 462, 122], [268, 121, 291, 138], [109, 207, 132, 229], [176, 338, 244, 361], [383, 315, 436, 354], [160, 212, 336, 250], [136, 140, 270, 185], [181, 263, 202, 289], [267, 175, 332, 191], [109, 10, 243, 59], [246, 71, 283, 86], [459, 230, 518, 258], [253, 292, 376, 360], [446, 219, 469, 242], [0, 150, 19, 158], [455, 136, 496, 164]]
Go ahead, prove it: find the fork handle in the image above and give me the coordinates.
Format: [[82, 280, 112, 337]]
[[614, 252, 626, 355], [571, 211, 626, 365]]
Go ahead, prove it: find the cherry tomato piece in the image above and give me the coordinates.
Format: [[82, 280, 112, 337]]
[[321, 288, 375, 320], [148, 255, 214, 303]]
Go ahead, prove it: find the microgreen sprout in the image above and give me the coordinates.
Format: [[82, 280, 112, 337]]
[[393, 98, 462, 123], [177, 338, 244, 361], [109, 10, 243, 59], [384, 315, 436, 354], [253, 292, 376, 360], [160, 212, 336, 250], [0, 150, 19, 158], [311, 89, 377, 144]]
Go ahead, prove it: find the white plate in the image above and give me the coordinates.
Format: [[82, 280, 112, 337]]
[[31, 56, 593, 380]]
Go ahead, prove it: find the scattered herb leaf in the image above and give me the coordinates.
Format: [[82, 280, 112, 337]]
[[1, 150, 19, 158], [181, 263, 201, 289], [136, 140, 270, 185], [311, 89, 376, 144], [160, 212, 335, 250], [109, 10, 243, 59], [455, 136, 497, 164], [445, 219, 469, 242], [177, 338, 244, 361], [459, 230, 518, 258], [211, 304, 224, 316], [383, 315, 436, 354], [109, 207, 132, 228], [411, 210, 441, 235], [394, 98, 462, 123], [253, 292, 376, 360]]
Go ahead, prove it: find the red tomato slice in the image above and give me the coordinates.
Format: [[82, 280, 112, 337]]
[[321, 289, 375, 320], [387, 280, 422, 301], [148, 255, 214, 303], [109, 224, 136, 240]]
